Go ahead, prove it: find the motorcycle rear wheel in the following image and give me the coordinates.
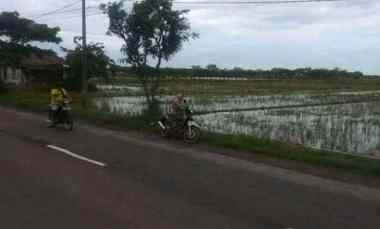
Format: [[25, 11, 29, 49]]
[[63, 113, 74, 131], [64, 121, 73, 131], [160, 128, 169, 137]]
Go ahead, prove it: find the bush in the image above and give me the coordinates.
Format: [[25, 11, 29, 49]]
[[63, 76, 98, 92], [0, 78, 7, 93]]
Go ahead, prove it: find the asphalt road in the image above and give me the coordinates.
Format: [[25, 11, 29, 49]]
[[1, 106, 380, 229]]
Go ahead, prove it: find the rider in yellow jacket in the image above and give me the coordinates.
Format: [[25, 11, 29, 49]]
[[49, 82, 71, 123]]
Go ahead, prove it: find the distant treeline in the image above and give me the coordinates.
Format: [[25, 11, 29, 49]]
[[114, 65, 379, 80]]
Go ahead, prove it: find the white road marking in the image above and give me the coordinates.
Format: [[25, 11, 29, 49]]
[[46, 145, 107, 167]]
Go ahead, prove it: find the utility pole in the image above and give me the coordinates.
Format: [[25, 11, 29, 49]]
[[81, 0, 88, 107]]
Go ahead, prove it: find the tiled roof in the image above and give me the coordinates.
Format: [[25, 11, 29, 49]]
[[21, 53, 64, 66]]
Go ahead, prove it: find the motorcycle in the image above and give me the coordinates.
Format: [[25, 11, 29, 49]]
[[48, 100, 74, 131], [158, 106, 201, 144]]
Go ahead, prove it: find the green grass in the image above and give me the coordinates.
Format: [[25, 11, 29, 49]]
[[204, 132, 380, 176], [2, 88, 380, 177], [0, 88, 149, 131], [0, 90, 48, 113]]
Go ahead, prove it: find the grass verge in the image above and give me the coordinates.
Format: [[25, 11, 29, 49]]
[[204, 132, 380, 177], [1, 88, 380, 177]]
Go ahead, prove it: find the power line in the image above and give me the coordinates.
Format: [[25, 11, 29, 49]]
[[173, 0, 344, 4], [46, 12, 104, 21], [30, 0, 345, 18], [29, 0, 345, 21], [33, 6, 99, 19], [32, 0, 82, 19], [27, 0, 106, 18]]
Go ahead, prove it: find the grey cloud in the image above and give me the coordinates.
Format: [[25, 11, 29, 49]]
[[1, 0, 380, 74]]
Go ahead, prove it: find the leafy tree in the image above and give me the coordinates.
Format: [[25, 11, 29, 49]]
[[0, 11, 61, 66], [206, 64, 218, 72], [352, 71, 364, 79], [0, 11, 61, 44], [101, 0, 198, 109], [191, 65, 202, 79], [232, 67, 244, 72], [191, 65, 202, 70], [63, 37, 115, 91]]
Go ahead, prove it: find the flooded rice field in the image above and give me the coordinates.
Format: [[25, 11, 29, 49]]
[[93, 90, 380, 155], [97, 85, 142, 92], [197, 102, 380, 155], [94, 90, 380, 114]]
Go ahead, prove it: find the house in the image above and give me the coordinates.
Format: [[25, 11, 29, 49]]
[[0, 53, 64, 86]]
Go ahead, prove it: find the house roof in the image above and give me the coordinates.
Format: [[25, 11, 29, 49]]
[[0, 41, 63, 67], [21, 53, 64, 67]]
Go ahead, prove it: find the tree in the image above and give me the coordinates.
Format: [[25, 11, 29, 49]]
[[0, 11, 61, 44], [63, 37, 115, 90], [0, 11, 61, 66], [206, 64, 218, 72], [191, 65, 202, 79], [232, 67, 244, 72], [101, 0, 198, 109]]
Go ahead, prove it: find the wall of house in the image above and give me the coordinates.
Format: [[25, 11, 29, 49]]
[[0, 66, 26, 85]]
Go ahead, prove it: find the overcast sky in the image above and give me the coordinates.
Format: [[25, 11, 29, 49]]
[[2, 0, 380, 74]]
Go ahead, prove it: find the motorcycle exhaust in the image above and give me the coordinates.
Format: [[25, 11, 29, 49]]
[[158, 121, 166, 130]]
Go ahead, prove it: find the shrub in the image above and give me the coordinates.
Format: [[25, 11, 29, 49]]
[[0, 78, 7, 93], [63, 76, 98, 92]]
